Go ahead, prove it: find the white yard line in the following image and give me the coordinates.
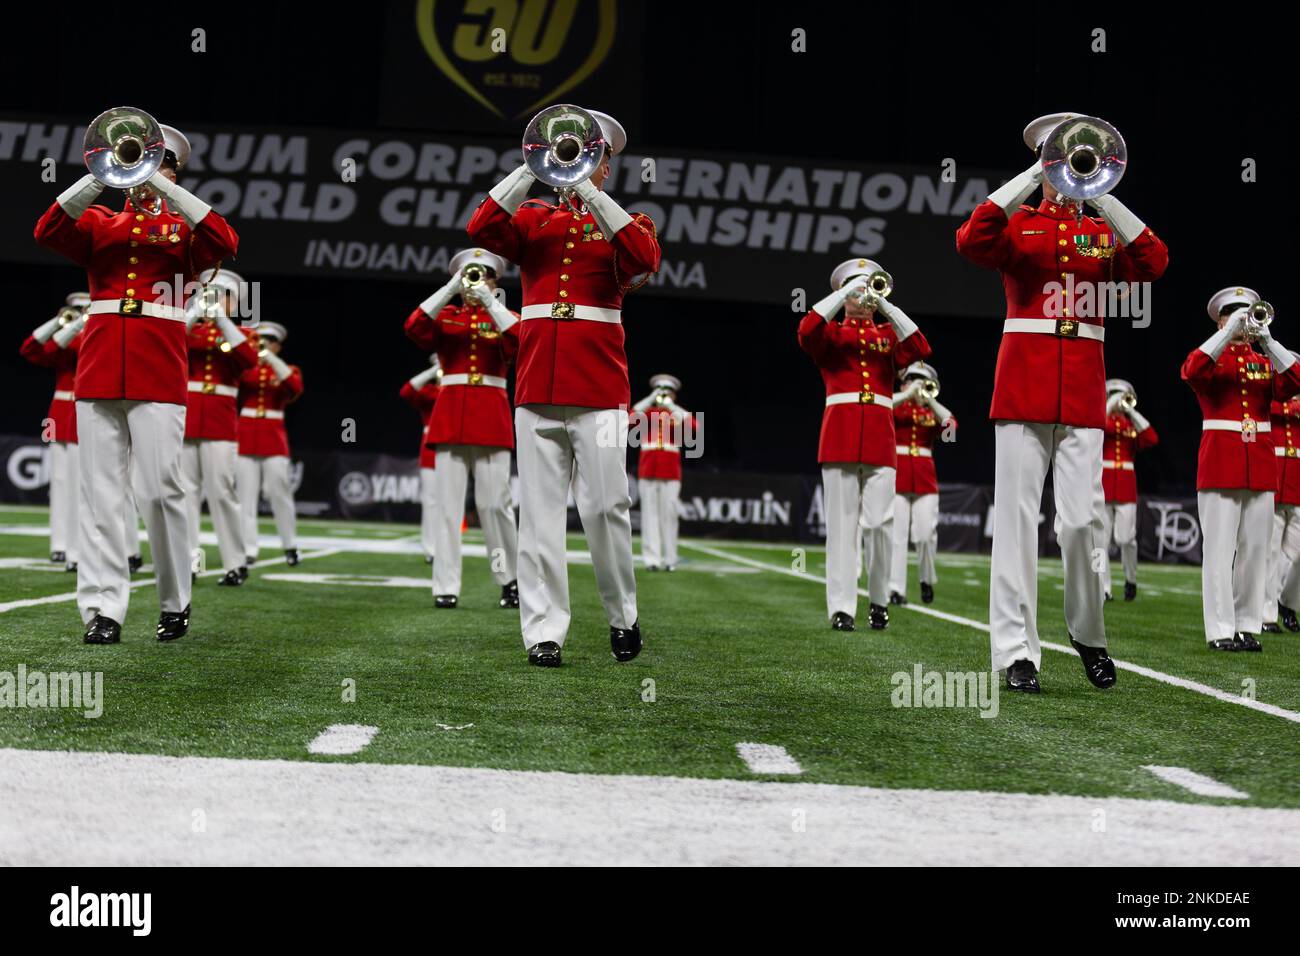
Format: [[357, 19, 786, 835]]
[[307, 725, 379, 756], [0, 748, 1294, 866], [1142, 766, 1249, 800], [681, 541, 1300, 726], [736, 743, 803, 775]]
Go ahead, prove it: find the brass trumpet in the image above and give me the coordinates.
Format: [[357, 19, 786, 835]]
[[918, 379, 940, 400], [522, 103, 606, 202], [1041, 115, 1127, 225], [56, 307, 80, 327], [461, 262, 488, 289], [1119, 391, 1137, 410], [850, 270, 894, 308], [653, 390, 671, 406], [83, 106, 166, 215], [1243, 301, 1274, 341]]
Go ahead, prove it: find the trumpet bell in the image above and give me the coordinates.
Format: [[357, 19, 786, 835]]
[[867, 270, 893, 298], [461, 263, 487, 289], [1244, 301, 1274, 340], [1041, 115, 1127, 204], [522, 104, 606, 191], [83, 106, 166, 190], [1120, 391, 1138, 410], [919, 379, 940, 399]]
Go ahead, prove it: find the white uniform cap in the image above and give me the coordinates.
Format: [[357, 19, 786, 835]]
[[159, 124, 192, 170], [257, 321, 287, 344], [650, 373, 681, 392], [1105, 378, 1135, 396], [65, 291, 90, 308], [198, 267, 244, 298], [1023, 112, 1083, 150], [449, 247, 507, 277], [829, 257, 883, 292], [1206, 286, 1259, 321], [587, 109, 626, 156], [899, 361, 939, 387]]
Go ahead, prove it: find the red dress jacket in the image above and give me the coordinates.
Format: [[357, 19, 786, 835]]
[[34, 197, 238, 406], [236, 361, 303, 458], [466, 195, 660, 410], [1102, 411, 1158, 503], [634, 406, 698, 482], [20, 333, 80, 443], [185, 320, 258, 441], [1271, 397, 1300, 506], [798, 311, 931, 466], [399, 381, 440, 469], [1182, 341, 1300, 492], [404, 303, 517, 448], [892, 400, 954, 495], [956, 198, 1168, 428]]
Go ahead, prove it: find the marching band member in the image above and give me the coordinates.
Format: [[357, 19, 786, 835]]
[[399, 356, 442, 564], [799, 259, 931, 632], [632, 374, 696, 572], [467, 107, 660, 666], [886, 362, 954, 606], [1100, 379, 1158, 602], [181, 269, 257, 586], [404, 248, 520, 610], [236, 322, 303, 567], [34, 118, 238, 644], [20, 293, 88, 569], [1183, 288, 1300, 651], [1266, 367, 1300, 632], [956, 112, 1168, 693]]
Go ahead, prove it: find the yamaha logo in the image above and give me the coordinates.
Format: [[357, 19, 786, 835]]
[[338, 471, 372, 505]]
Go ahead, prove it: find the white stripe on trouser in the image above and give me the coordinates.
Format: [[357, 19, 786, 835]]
[[48, 441, 77, 559], [419, 467, 437, 559], [638, 477, 682, 569], [1198, 489, 1272, 640], [1099, 501, 1138, 595], [514, 404, 636, 648], [430, 445, 517, 596], [990, 422, 1105, 672], [887, 492, 938, 595], [75, 400, 191, 624], [180, 439, 246, 573], [822, 463, 895, 617], [236, 455, 297, 559]]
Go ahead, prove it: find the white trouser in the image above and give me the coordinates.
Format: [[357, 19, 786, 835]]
[[823, 463, 895, 618], [124, 458, 141, 558], [515, 404, 636, 648], [430, 445, 518, 596], [888, 492, 939, 594], [48, 441, 78, 559], [990, 422, 1105, 672], [1198, 489, 1272, 640], [639, 477, 682, 569], [1099, 501, 1138, 595], [1280, 507, 1300, 613], [1263, 506, 1300, 619], [181, 439, 246, 573], [75, 400, 191, 624], [419, 467, 437, 559], [237, 454, 297, 558]]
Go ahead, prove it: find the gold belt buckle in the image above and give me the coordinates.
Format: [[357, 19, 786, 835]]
[[1055, 318, 1078, 337], [1288, 447, 1297, 458], [909, 446, 920, 457], [202, 382, 216, 395], [551, 302, 575, 320], [256, 408, 267, 418], [469, 372, 483, 386], [859, 388, 874, 404], [1242, 416, 1257, 438], [120, 298, 140, 316]]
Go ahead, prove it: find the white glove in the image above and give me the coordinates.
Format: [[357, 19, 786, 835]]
[[893, 381, 921, 404], [665, 400, 691, 420], [574, 179, 633, 237], [214, 311, 247, 348], [32, 315, 63, 343], [1128, 407, 1151, 432], [875, 297, 919, 340], [474, 289, 519, 333], [53, 315, 86, 349], [184, 296, 203, 331], [409, 366, 441, 389], [263, 351, 292, 381], [420, 274, 463, 317], [1105, 393, 1124, 415], [488, 164, 537, 214], [928, 398, 955, 424], [988, 161, 1043, 215], [1200, 310, 1245, 361], [811, 277, 868, 321], [632, 394, 656, 413], [56, 173, 104, 220], [146, 172, 212, 229], [1256, 323, 1296, 373], [1087, 194, 1147, 246]]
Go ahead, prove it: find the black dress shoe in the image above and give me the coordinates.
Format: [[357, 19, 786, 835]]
[[1005, 659, 1040, 693], [1124, 581, 1137, 601], [237, 565, 249, 583], [1104, 592, 1113, 602], [424, 554, 434, 565], [157, 604, 191, 642], [1208, 637, 1240, 651], [888, 591, 907, 606], [528, 641, 562, 667], [83, 615, 121, 645], [868, 603, 889, 630], [1281, 605, 1300, 632], [610, 621, 643, 662], [246, 555, 258, 566], [284, 549, 299, 567], [128, 554, 143, 574], [65, 561, 77, 573], [499, 580, 519, 609], [1262, 622, 1282, 634], [434, 594, 458, 608], [831, 611, 855, 632], [217, 569, 244, 587], [50, 550, 66, 563], [1069, 634, 1117, 689], [1235, 632, 1263, 652], [920, 581, 935, 604]]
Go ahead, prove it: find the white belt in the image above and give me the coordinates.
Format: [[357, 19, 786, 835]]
[[1203, 419, 1270, 433], [645, 444, 680, 452], [52, 390, 75, 402], [188, 381, 238, 398], [1002, 318, 1105, 342], [240, 407, 284, 420], [826, 391, 894, 409], [440, 373, 508, 389], [87, 298, 186, 321], [1102, 460, 1134, 470], [895, 445, 932, 457], [521, 302, 622, 324], [1276, 446, 1299, 458]]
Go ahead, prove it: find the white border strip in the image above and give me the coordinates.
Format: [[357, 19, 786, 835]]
[[307, 724, 379, 756], [736, 742, 802, 775], [1143, 766, 1249, 799]]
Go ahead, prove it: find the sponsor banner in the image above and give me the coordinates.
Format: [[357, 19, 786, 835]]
[[0, 115, 1008, 315]]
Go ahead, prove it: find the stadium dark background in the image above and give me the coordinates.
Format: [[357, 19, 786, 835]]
[[2, 1, 1294, 493]]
